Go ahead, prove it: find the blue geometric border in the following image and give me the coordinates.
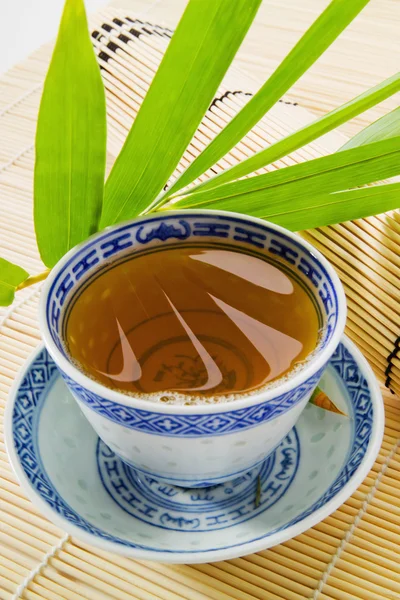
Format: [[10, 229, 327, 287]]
[[43, 211, 343, 438], [96, 429, 300, 532], [61, 365, 323, 437], [10, 341, 374, 553]]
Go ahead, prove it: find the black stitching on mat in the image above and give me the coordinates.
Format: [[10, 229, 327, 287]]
[[107, 41, 119, 53], [124, 16, 173, 36], [209, 91, 299, 110], [118, 34, 130, 44], [279, 99, 298, 106], [209, 90, 253, 109], [129, 27, 142, 38], [385, 336, 400, 393], [98, 51, 110, 63]]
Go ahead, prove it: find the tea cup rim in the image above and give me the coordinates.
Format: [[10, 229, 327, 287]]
[[39, 209, 347, 414]]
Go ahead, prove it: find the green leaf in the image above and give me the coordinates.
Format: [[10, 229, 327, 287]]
[[170, 137, 400, 211], [0, 259, 29, 306], [175, 73, 400, 197], [159, 0, 371, 202], [267, 183, 400, 231], [34, 0, 106, 268], [309, 386, 347, 416], [101, 0, 262, 228], [183, 183, 398, 232], [340, 106, 400, 150]]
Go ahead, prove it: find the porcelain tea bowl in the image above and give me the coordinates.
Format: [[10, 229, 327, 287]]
[[5, 336, 383, 561], [39, 210, 347, 487]]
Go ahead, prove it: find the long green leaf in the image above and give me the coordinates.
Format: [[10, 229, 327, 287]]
[[34, 0, 106, 268], [101, 0, 262, 228], [267, 183, 400, 231], [169, 137, 400, 210], [170, 73, 399, 198], [172, 183, 399, 231], [340, 106, 400, 150], [0, 259, 29, 306], [157, 0, 371, 203]]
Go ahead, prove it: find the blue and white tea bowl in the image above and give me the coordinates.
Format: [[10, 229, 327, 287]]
[[38, 210, 346, 487], [5, 337, 383, 562]]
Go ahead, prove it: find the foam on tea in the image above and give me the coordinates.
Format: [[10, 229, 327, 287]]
[[65, 245, 321, 402]]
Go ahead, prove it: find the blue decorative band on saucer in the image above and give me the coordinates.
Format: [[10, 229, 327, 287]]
[[61, 366, 323, 436], [97, 429, 299, 531], [11, 342, 374, 554]]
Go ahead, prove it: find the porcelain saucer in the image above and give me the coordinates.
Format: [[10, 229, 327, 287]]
[[5, 337, 383, 563]]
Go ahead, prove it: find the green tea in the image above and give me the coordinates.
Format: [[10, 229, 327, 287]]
[[65, 245, 320, 399]]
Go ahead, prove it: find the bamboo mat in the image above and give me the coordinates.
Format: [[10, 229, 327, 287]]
[[1, 2, 400, 599]]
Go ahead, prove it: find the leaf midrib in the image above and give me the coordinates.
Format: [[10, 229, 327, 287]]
[[0, 280, 16, 291]]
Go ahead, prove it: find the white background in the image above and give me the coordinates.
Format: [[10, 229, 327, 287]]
[[0, 0, 108, 76]]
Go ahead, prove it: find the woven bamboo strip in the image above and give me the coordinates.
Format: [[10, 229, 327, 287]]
[[75, 540, 253, 600], [65, 544, 220, 600], [195, 562, 307, 600], [216, 558, 319, 596], [53, 553, 190, 600]]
